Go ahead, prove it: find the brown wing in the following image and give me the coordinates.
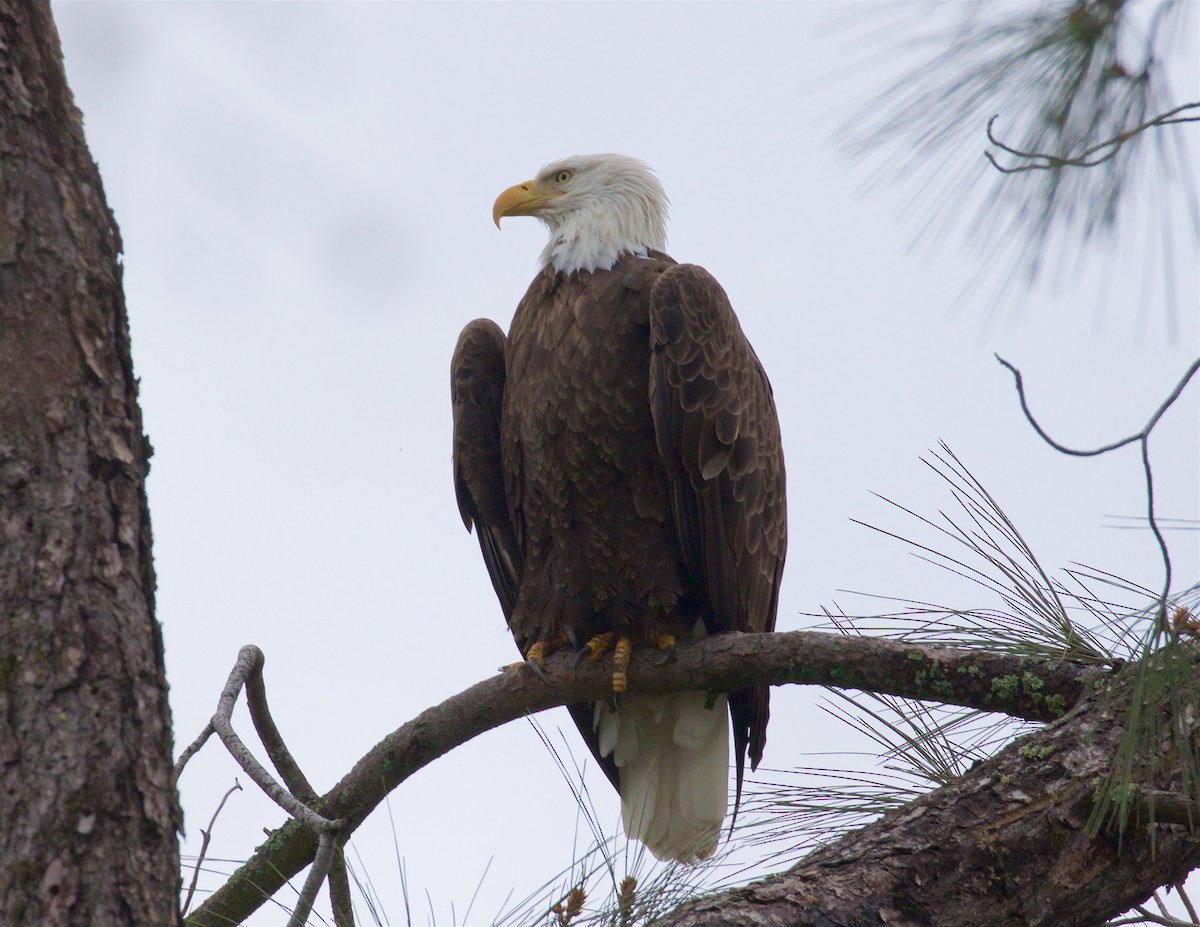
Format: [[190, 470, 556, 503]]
[[451, 319, 521, 619], [648, 264, 787, 807], [453, 314, 621, 790]]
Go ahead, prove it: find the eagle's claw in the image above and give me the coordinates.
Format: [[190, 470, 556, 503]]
[[525, 640, 553, 681], [575, 631, 615, 668]]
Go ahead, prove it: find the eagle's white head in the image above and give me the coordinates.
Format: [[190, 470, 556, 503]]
[[493, 153, 669, 275]]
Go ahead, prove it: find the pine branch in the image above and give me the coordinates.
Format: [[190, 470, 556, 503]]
[[184, 631, 1103, 926]]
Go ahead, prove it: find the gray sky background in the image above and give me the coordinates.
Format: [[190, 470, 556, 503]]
[[51, 2, 1198, 924]]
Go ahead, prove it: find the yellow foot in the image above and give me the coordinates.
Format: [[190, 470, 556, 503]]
[[523, 634, 570, 680], [575, 631, 615, 667], [612, 636, 633, 693], [575, 632, 675, 690]]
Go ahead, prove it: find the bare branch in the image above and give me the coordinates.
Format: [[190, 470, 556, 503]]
[[1176, 881, 1200, 924], [997, 355, 1200, 617], [173, 721, 214, 785], [328, 846, 355, 927], [185, 631, 1104, 926], [997, 355, 1200, 855], [1107, 908, 1194, 927], [287, 831, 337, 927], [180, 780, 243, 917], [244, 654, 318, 803], [204, 646, 340, 835], [986, 102, 1200, 173], [176, 645, 345, 923]]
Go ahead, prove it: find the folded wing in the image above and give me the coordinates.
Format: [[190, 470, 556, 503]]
[[647, 264, 788, 809]]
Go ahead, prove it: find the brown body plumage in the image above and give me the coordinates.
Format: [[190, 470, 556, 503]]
[[451, 156, 786, 862]]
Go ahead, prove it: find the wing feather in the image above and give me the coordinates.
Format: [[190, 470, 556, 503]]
[[648, 264, 787, 809], [452, 316, 620, 790], [451, 319, 522, 619]]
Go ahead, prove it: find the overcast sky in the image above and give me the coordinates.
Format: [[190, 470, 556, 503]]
[[51, 2, 1198, 924]]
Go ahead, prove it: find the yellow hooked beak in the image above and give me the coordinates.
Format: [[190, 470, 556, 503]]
[[493, 179, 564, 228]]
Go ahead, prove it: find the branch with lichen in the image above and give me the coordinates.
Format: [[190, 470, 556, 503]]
[[184, 631, 1106, 927], [174, 646, 343, 927]]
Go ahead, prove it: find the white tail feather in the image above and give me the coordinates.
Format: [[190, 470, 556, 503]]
[[594, 691, 729, 863]]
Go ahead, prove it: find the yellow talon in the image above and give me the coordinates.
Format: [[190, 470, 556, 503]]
[[656, 633, 676, 652], [580, 631, 615, 663], [524, 634, 570, 678], [526, 641, 550, 670], [612, 636, 633, 694]]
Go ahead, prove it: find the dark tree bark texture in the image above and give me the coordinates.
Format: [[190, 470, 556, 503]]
[[0, 2, 181, 925], [659, 660, 1200, 927]]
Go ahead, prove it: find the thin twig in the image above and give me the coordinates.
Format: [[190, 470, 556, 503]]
[[986, 102, 1200, 173], [181, 780, 243, 917], [1174, 881, 1200, 925], [1107, 906, 1193, 927], [174, 721, 215, 785], [1148, 890, 1199, 927], [996, 355, 1200, 619], [1105, 914, 1153, 926]]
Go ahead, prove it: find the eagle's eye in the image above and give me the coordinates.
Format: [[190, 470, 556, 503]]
[[555, 170, 572, 184]]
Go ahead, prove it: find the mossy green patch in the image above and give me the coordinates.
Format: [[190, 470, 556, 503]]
[[1018, 742, 1057, 761], [989, 674, 1021, 703]]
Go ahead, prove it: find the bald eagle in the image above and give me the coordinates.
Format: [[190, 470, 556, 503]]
[[451, 154, 786, 863]]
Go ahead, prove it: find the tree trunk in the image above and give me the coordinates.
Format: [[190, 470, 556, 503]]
[[0, 2, 181, 924]]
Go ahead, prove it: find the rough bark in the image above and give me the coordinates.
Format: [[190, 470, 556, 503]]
[[659, 659, 1200, 927], [0, 2, 181, 925]]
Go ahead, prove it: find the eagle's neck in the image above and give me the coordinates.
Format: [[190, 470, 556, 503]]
[[539, 199, 667, 275]]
